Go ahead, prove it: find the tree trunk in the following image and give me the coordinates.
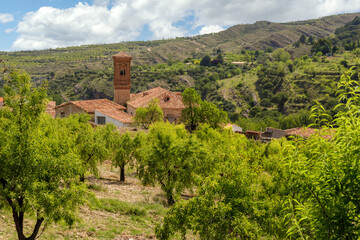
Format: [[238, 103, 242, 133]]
[[120, 163, 125, 182], [12, 208, 25, 240], [166, 192, 175, 206], [11, 205, 44, 240], [80, 174, 85, 182]]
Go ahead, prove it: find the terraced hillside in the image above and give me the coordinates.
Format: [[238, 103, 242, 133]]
[[0, 12, 359, 128]]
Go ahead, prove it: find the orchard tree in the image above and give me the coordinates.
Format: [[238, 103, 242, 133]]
[[134, 98, 163, 129], [181, 88, 202, 131], [0, 70, 87, 240], [353, 47, 360, 58], [199, 101, 228, 129], [311, 38, 332, 55], [61, 114, 109, 182], [283, 68, 360, 239], [137, 122, 207, 205], [107, 130, 144, 182], [181, 88, 228, 131], [155, 129, 284, 239]]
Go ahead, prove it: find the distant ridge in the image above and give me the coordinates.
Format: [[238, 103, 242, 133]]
[[1, 12, 360, 66], [1, 12, 360, 106]]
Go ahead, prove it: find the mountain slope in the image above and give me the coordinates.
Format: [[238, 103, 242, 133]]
[[0, 12, 359, 112]]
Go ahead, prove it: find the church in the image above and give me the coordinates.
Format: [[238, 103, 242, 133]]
[[54, 52, 184, 127]]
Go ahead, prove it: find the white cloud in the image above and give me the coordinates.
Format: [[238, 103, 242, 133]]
[[199, 25, 224, 35], [5, 28, 15, 34], [12, 1, 190, 50], [0, 13, 14, 24], [12, 0, 360, 50]]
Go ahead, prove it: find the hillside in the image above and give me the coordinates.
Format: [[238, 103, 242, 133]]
[[0, 12, 360, 129], [1, 13, 359, 67]]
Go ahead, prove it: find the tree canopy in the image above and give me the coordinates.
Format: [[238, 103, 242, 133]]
[[0, 70, 87, 240], [134, 98, 163, 129], [106, 128, 144, 182], [181, 88, 228, 131], [156, 68, 360, 239], [136, 122, 207, 205]]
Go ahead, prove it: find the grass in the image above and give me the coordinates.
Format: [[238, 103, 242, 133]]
[[86, 183, 107, 192], [0, 162, 171, 239], [90, 198, 166, 217]]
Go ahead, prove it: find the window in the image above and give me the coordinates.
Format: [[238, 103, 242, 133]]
[[120, 69, 125, 75], [164, 96, 170, 102], [97, 116, 106, 125], [60, 112, 65, 118]]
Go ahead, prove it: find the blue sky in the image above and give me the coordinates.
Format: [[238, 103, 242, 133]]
[[1, 0, 360, 51]]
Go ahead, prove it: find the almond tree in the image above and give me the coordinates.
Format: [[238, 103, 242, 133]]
[[107, 130, 144, 182], [137, 122, 207, 205], [0, 70, 87, 240]]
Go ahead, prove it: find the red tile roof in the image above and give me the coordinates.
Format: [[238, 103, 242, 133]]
[[285, 127, 334, 139], [54, 99, 125, 114], [96, 109, 133, 124], [128, 87, 184, 109]]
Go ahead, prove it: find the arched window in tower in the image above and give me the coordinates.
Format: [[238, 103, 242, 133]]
[[120, 69, 126, 76]]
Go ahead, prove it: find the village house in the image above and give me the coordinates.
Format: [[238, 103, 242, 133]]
[[262, 127, 285, 139], [54, 98, 126, 119], [54, 52, 184, 126], [127, 87, 184, 123], [94, 109, 133, 127]]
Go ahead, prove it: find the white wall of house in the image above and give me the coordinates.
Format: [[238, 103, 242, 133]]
[[94, 110, 132, 128]]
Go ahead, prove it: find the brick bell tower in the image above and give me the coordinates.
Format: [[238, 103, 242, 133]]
[[112, 52, 132, 106]]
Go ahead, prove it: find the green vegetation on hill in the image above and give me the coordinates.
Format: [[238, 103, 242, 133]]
[[334, 16, 360, 50], [1, 13, 360, 131]]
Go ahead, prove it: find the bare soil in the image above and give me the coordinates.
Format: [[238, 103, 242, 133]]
[[0, 161, 168, 240]]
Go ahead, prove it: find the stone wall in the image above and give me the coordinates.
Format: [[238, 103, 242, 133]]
[[55, 104, 94, 120], [163, 108, 182, 124], [127, 105, 136, 116], [114, 89, 130, 106]]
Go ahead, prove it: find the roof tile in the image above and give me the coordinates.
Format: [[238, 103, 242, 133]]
[[55, 99, 125, 114], [128, 87, 184, 109], [96, 109, 133, 124], [285, 127, 334, 139]]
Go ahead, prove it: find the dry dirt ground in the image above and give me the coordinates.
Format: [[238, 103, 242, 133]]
[[0, 161, 177, 240]]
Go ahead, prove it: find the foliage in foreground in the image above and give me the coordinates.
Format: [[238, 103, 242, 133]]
[[134, 98, 164, 129], [0, 70, 89, 240], [136, 122, 209, 205], [106, 127, 144, 182], [156, 68, 360, 239]]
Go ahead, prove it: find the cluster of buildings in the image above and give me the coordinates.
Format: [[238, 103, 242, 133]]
[[0, 52, 334, 141], [53, 52, 184, 127]]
